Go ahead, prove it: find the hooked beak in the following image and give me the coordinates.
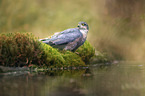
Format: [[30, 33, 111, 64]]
[[77, 24, 80, 28]]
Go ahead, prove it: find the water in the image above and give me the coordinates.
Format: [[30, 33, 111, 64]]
[[1, 62, 145, 96]]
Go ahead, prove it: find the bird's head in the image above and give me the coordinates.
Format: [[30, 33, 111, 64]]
[[77, 22, 89, 31]]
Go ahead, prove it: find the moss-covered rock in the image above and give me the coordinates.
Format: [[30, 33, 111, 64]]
[[61, 51, 86, 67], [0, 33, 64, 67], [0, 33, 96, 67], [76, 40, 95, 63]]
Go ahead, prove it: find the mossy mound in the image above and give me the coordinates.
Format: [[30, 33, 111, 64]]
[[76, 40, 95, 63], [61, 51, 85, 67], [0, 33, 95, 67], [0, 33, 65, 67]]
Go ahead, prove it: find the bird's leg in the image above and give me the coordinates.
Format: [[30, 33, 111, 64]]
[[75, 52, 79, 55]]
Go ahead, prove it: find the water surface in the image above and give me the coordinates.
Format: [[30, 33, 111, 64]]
[[1, 62, 145, 96]]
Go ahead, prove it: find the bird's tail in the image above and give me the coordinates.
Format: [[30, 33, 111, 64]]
[[39, 38, 51, 44], [39, 38, 50, 41]]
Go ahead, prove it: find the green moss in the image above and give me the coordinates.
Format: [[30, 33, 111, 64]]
[[0, 33, 65, 67], [76, 41, 95, 63], [39, 43, 65, 67], [76, 41, 111, 64], [0, 33, 96, 67], [61, 51, 86, 67]]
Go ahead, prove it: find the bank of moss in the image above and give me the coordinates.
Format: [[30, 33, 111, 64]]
[[76, 40, 95, 63], [0, 33, 65, 67], [61, 51, 85, 67], [0, 32, 108, 68]]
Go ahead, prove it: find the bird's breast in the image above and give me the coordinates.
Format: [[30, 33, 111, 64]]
[[80, 30, 88, 39]]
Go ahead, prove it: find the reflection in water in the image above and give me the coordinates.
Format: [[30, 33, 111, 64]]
[[1, 62, 145, 96]]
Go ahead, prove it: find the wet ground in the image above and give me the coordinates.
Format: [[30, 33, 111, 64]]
[[1, 61, 145, 96]]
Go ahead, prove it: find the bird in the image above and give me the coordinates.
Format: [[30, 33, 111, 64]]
[[39, 21, 89, 52]]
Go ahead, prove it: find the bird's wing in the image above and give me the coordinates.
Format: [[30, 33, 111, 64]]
[[48, 28, 82, 45]]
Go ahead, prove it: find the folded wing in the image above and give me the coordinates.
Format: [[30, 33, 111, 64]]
[[40, 28, 83, 50]]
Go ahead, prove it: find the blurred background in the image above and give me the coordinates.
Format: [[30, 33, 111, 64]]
[[0, 0, 145, 61]]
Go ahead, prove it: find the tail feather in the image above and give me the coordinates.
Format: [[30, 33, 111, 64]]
[[39, 37, 67, 50], [39, 38, 50, 41], [39, 38, 51, 44]]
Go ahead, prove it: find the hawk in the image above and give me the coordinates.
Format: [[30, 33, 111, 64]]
[[39, 22, 89, 52]]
